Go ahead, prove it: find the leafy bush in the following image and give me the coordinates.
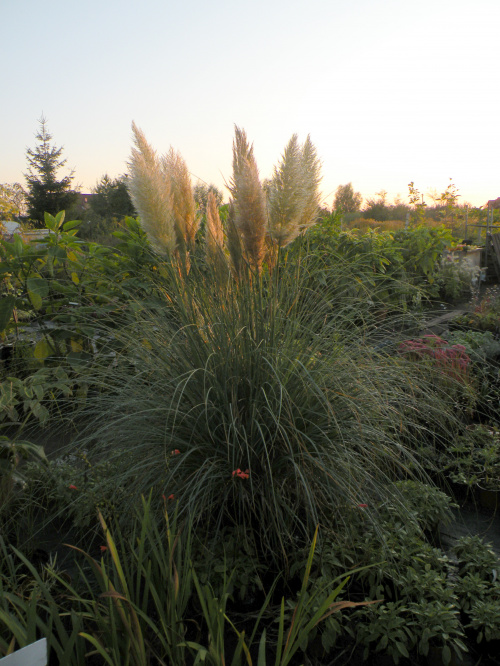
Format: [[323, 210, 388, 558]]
[[451, 535, 499, 581], [439, 424, 500, 491], [22, 448, 128, 529], [356, 601, 413, 664], [407, 599, 466, 664], [391, 480, 457, 532], [435, 255, 479, 302], [446, 329, 500, 362], [450, 285, 500, 334], [468, 598, 500, 643]]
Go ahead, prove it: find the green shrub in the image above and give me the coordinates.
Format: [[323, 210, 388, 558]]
[[451, 535, 499, 580], [356, 601, 413, 664], [468, 598, 500, 643]]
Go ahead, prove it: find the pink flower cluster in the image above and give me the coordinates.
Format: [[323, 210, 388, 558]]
[[398, 334, 470, 383]]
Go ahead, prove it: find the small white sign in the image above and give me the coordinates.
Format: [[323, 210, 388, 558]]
[[0, 639, 47, 666]]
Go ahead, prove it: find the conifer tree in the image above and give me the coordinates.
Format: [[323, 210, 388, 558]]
[[24, 116, 78, 226]]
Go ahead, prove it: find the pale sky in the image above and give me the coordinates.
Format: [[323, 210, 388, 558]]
[[1, 0, 500, 209]]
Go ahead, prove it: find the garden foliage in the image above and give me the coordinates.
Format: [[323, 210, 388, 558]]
[[1, 125, 499, 664]]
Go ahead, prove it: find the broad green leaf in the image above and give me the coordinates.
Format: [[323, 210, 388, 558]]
[[44, 212, 57, 230], [48, 246, 67, 260], [71, 272, 80, 285], [0, 296, 16, 331], [26, 277, 49, 299], [54, 211, 65, 229], [28, 290, 42, 310], [63, 219, 80, 231]]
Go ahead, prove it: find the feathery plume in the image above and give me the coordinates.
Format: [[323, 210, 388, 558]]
[[298, 135, 322, 231], [162, 148, 199, 249], [205, 190, 224, 256], [205, 190, 227, 280], [227, 126, 266, 272], [127, 122, 176, 255], [266, 134, 322, 247], [266, 134, 305, 247]]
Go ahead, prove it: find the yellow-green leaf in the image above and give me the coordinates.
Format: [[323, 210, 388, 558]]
[[28, 290, 42, 310], [34, 339, 51, 361], [70, 338, 83, 353]]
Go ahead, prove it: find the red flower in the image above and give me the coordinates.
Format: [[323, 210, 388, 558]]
[[232, 468, 250, 479], [100, 545, 108, 552], [171, 449, 180, 456], [168, 494, 175, 500], [358, 504, 368, 508], [69, 485, 78, 490], [162, 494, 167, 502]]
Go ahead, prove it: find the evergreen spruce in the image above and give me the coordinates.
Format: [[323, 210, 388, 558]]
[[24, 116, 78, 226]]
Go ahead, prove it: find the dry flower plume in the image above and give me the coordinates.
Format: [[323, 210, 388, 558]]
[[227, 126, 267, 273], [205, 190, 227, 280], [162, 147, 198, 250], [127, 123, 198, 258], [266, 134, 322, 247], [127, 122, 322, 272], [127, 123, 176, 256]]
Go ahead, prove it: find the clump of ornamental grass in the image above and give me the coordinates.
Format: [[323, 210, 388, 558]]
[[67, 244, 464, 570], [56, 124, 466, 570]]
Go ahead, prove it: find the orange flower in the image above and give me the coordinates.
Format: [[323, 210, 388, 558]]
[[232, 469, 250, 479]]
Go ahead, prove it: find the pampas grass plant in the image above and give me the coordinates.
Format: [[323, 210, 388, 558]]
[[54, 125, 464, 571]]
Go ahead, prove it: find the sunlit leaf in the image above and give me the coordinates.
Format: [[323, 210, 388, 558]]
[[33, 339, 51, 361]]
